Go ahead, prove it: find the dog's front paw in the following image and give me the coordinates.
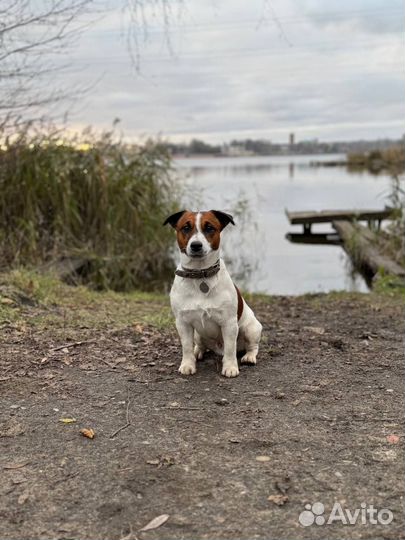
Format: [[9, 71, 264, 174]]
[[222, 363, 239, 378], [179, 362, 196, 375], [241, 351, 257, 365]]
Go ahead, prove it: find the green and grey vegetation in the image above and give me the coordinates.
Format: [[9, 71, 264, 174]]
[[0, 128, 180, 291]]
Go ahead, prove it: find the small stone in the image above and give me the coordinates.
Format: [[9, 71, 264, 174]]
[[256, 455, 271, 462], [214, 398, 229, 406], [169, 401, 180, 408]]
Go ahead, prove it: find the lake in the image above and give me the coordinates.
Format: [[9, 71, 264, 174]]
[[174, 155, 393, 295]]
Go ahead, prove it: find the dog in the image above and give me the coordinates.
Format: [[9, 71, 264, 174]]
[[163, 209, 262, 377]]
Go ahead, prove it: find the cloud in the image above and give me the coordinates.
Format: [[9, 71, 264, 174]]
[[43, 0, 404, 142], [294, 0, 403, 35]]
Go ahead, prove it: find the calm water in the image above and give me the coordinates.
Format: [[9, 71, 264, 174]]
[[175, 155, 393, 295]]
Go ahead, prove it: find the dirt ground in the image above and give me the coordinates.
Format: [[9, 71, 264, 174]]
[[0, 287, 404, 540]]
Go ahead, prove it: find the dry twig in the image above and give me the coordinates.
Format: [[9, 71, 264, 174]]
[[110, 391, 132, 439]]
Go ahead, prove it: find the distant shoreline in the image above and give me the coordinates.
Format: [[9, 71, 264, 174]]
[[172, 152, 347, 160]]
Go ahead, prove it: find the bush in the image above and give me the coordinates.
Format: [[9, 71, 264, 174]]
[[347, 146, 405, 174], [0, 129, 180, 291]]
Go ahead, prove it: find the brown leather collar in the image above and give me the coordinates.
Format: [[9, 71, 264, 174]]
[[175, 260, 220, 279]]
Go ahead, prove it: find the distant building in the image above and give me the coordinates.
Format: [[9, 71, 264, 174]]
[[289, 133, 295, 146]]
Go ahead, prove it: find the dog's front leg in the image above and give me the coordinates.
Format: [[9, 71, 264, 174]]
[[221, 318, 239, 378], [176, 319, 196, 375]]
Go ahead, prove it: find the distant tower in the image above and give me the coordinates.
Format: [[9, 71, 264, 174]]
[[289, 133, 295, 146]]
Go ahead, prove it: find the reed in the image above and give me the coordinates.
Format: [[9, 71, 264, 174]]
[[0, 128, 180, 291]]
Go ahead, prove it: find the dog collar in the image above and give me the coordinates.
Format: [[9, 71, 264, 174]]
[[175, 260, 220, 279]]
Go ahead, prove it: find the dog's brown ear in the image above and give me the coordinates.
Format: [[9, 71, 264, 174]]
[[163, 210, 186, 228], [210, 210, 235, 229]]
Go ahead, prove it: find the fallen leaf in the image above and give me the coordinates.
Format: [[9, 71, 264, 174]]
[[387, 434, 400, 444], [268, 494, 289, 506], [59, 418, 77, 424], [80, 428, 95, 439], [146, 459, 160, 466], [256, 455, 271, 462], [134, 323, 144, 333], [139, 514, 169, 532], [0, 297, 14, 305]]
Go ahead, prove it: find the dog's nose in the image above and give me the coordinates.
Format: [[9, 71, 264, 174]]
[[190, 241, 203, 252]]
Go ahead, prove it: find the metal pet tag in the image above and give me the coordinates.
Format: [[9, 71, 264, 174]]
[[199, 282, 209, 293]]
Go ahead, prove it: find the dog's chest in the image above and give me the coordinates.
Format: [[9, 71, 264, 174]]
[[173, 289, 227, 321], [170, 274, 234, 327]]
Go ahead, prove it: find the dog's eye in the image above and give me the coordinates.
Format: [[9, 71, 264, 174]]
[[181, 224, 191, 233], [204, 224, 216, 233]]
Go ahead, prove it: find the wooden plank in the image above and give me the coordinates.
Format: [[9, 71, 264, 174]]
[[286, 207, 395, 225], [332, 220, 405, 278], [286, 232, 342, 245]]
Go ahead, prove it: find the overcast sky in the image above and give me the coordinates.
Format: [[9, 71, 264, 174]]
[[59, 0, 404, 143]]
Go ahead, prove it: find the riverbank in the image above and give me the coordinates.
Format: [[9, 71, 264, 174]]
[[1, 271, 404, 539]]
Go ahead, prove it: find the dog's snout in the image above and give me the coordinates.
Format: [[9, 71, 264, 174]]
[[190, 241, 203, 252]]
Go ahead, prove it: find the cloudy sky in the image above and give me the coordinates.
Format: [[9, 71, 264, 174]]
[[60, 0, 404, 143]]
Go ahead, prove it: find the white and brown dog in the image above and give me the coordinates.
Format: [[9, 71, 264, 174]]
[[164, 209, 262, 377]]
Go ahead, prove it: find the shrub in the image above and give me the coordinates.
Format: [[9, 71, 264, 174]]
[[347, 146, 405, 174]]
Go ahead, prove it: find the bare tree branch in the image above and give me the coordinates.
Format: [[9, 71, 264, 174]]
[[123, 0, 185, 72], [0, 0, 94, 131]]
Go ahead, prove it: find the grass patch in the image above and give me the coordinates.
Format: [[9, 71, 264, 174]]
[[373, 273, 405, 297], [1, 270, 403, 338], [0, 269, 172, 334]]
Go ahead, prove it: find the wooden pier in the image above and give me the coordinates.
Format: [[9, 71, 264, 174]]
[[286, 207, 395, 234], [286, 206, 404, 281]]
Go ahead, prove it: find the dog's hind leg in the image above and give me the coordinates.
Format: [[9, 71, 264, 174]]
[[240, 317, 262, 365], [194, 331, 206, 361]]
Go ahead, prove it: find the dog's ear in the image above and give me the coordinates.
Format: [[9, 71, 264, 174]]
[[210, 210, 235, 230], [163, 210, 187, 228]]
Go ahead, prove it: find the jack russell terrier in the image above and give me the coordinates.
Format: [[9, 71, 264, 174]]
[[163, 209, 262, 377]]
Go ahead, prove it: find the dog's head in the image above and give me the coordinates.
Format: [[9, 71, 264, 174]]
[[163, 210, 235, 258]]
